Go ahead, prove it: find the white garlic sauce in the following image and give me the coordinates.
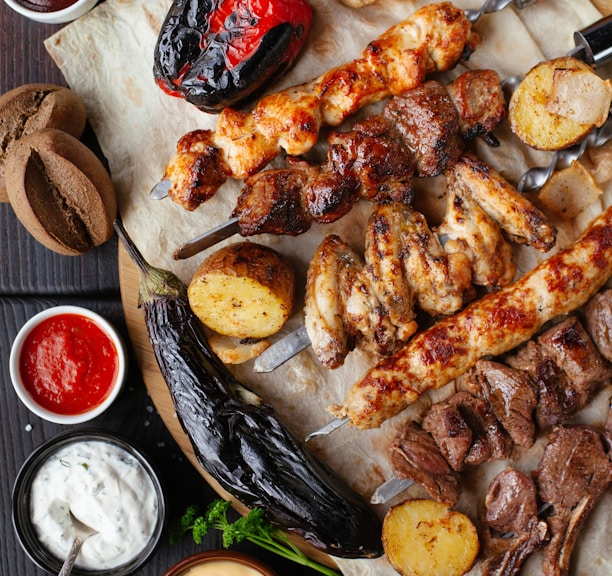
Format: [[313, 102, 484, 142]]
[[29, 439, 159, 570]]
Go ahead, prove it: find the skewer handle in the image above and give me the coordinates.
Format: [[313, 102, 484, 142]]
[[370, 477, 415, 505]]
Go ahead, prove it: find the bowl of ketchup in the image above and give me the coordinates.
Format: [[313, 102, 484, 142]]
[[2, 0, 98, 24], [9, 305, 127, 424]]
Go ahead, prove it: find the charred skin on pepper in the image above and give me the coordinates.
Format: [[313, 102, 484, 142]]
[[154, 0, 313, 113]]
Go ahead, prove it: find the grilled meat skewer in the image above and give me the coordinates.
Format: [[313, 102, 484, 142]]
[[158, 2, 479, 211], [331, 204, 612, 430], [175, 69, 507, 259]]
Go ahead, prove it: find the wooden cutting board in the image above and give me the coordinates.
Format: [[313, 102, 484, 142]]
[[117, 243, 337, 569]]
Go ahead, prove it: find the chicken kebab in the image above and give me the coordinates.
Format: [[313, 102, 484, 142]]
[[174, 67, 508, 252], [157, 2, 479, 210]]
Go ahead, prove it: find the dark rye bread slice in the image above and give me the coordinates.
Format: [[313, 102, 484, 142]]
[[0, 83, 87, 201], [5, 128, 117, 255]]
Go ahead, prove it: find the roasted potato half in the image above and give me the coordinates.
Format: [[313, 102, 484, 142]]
[[382, 499, 479, 576], [509, 56, 612, 151], [188, 242, 295, 339]]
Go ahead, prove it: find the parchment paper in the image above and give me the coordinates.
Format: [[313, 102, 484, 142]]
[[45, 1, 611, 574]]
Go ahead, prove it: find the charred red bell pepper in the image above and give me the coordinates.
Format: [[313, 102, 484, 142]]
[[154, 0, 312, 113]]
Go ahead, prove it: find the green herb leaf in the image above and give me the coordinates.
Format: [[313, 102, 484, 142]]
[[174, 499, 341, 576]]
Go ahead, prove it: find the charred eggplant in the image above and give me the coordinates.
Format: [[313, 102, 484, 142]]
[[114, 218, 383, 558], [153, 0, 312, 113]]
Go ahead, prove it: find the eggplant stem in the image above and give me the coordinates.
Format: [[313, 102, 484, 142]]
[[114, 217, 151, 276]]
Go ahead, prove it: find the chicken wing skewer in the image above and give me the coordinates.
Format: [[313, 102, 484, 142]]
[[330, 204, 612, 430], [257, 154, 554, 372]]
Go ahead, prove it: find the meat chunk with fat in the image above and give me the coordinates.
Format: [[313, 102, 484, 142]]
[[481, 469, 548, 576], [581, 288, 612, 362], [533, 425, 612, 576], [383, 80, 464, 177], [505, 317, 611, 428], [458, 360, 537, 447], [422, 391, 512, 471], [388, 421, 461, 506]]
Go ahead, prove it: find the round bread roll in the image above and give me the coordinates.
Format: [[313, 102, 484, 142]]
[[0, 83, 87, 202], [5, 128, 117, 256]]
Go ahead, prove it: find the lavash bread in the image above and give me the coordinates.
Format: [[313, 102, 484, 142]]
[[5, 128, 117, 256], [0, 83, 87, 202]]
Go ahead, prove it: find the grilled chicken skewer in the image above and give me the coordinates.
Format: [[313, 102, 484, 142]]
[[154, 2, 479, 211], [175, 69, 506, 259], [328, 204, 612, 431]]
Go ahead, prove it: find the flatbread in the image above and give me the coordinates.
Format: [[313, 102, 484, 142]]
[[45, 1, 612, 574]]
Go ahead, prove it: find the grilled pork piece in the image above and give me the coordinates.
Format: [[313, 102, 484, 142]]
[[233, 70, 508, 238], [506, 317, 611, 428], [581, 288, 612, 361], [533, 425, 612, 576], [335, 204, 612, 429], [387, 421, 461, 506], [457, 360, 537, 448], [422, 391, 512, 471], [480, 469, 548, 576], [161, 2, 477, 210]]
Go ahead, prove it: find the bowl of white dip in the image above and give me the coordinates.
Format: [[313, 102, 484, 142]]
[[12, 429, 166, 575]]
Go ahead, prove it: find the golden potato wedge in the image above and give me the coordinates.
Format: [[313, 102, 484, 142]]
[[509, 56, 612, 151], [538, 160, 602, 220], [188, 242, 295, 339], [382, 499, 479, 576]]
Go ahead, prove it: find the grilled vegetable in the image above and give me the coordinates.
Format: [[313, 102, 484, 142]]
[[153, 0, 312, 113], [114, 217, 383, 558], [382, 499, 479, 576], [188, 242, 295, 339], [509, 56, 612, 150]]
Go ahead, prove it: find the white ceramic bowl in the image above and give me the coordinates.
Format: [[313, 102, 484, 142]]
[[2, 0, 98, 24], [13, 429, 166, 576], [9, 305, 127, 424]]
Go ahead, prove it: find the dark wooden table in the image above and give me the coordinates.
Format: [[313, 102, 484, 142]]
[[0, 3, 324, 574]]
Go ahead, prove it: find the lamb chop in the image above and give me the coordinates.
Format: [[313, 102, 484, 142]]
[[533, 424, 612, 576], [480, 469, 548, 576], [387, 421, 461, 506]]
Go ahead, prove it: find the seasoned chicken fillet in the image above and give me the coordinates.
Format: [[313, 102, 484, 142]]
[[334, 204, 612, 428]]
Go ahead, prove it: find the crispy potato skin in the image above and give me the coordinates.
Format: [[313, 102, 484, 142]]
[[382, 499, 479, 576], [188, 242, 295, 339], [509, 56, 612, 151]]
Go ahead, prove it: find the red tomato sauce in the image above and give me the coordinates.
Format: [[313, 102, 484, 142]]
[[15, 0, 78, 12], [19, 313, 119, 415]]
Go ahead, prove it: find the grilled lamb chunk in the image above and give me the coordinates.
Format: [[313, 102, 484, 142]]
[[383, 80, 464, 177], [505, 317, 611, 428], [604, 398, 612, 457], [458, 360, 537, 447], [481, 469, 548, 576], [533, 425, 612, 576], [388, 421, 461, 506], [581, 288, 612, 361], [538, 316, 612, 401], [423, 391, 512, 471]]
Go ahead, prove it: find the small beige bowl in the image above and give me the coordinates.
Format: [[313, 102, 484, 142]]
[[9, 305, 127, 424], [164, 550, 279, 576], [2, 0, 98, 24]]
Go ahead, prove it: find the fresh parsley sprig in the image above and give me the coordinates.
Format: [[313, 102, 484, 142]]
[[174, 499, 341, 576]]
